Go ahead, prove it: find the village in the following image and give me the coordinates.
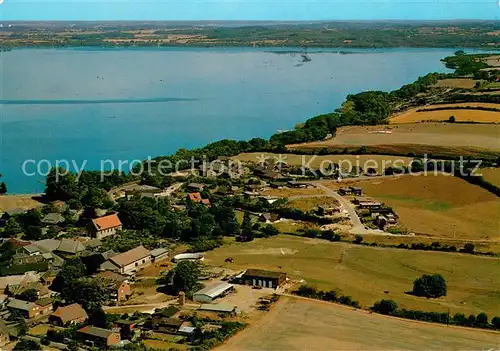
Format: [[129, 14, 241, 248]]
[[0, 154, 402, 350]]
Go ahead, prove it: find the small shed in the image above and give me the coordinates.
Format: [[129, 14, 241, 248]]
[[150, 248, 169, 262], [198, 304, 240, 316]]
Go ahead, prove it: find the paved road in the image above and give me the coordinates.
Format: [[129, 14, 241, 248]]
[[297, 181, 405, 236]]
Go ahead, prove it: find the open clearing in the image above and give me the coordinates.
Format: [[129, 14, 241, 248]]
[[481, 167, 500, 188], [0, 195, 44, 212], [288, 123, 500, 153], [206, 235, 500, 316], [218, 296, 500, 351], [235, 153, 413, 173], [345, 174, 499, 240], [431, 78, 478, 89], [260, 187, 322, 197], [390, 103, 500, 124]]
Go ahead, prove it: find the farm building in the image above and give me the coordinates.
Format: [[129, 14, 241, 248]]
[[6, 298, 52, 319], [353, 197, 384, 209], [198, 304, 240, 316], [77, 326, 121, 347], [150, 248, 169, 262], [101, 246, 152, 275], [259, 213, 281, 223], [287, 181, 308, 188], [338, 186, 363, 196], [240, 269, 287, 289], [193, 282, 234, 303], [95, 271, 131, 302], [50, 303, 88, 326], [88, 213, 123, 239], [187, 192, 211, 206]]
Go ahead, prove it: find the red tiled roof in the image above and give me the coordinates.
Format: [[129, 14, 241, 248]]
[[188, 193, 210, 205], [92, 214, 122, 231]]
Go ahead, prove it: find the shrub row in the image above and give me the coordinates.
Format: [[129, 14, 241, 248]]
[[372, 299, 500, 331], [294, 285, 361, 308]]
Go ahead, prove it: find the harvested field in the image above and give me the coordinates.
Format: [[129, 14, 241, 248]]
[[218, 296, 500, 351], [285, 196, 338, 212], [272, 220, 320, 234], [0, 195, 44, 212], [431, 78, 478, 89], [389, 103, 500, 124], [260, 187, 322, 197], [205, 236, 500, 316], [234, 153, 414, 173], [289, 123, 500, 152], [346, 174, 500, 240], [480, 167, 500, 188], [143, 339, 188, 350]]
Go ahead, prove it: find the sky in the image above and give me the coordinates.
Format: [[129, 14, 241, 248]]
[[0, 0, 498, 21]]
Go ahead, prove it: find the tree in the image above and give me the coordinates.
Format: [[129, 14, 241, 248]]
[[167, 261, 200, 294], [371, 299, 398, 315], [412, 274, 447, 298], [89, 307, 110, 328], [492, 316, 500, 329], [262, 225, 279, 237], [3, 217, 22, 236], [45, 167, 80, 201], [0, 182, 7, 195], [240, 211, 254, 242], [448, 116, 456, 123], [462, 243, 475, 254], [52, 258, 87, 292], [14, 339, 42, 351], [81, 187, 113, 208], [353, 235, 363, 244], [62, 278, 107, 311], [17, 288, 39, 302], [476, 313, 488, 325]]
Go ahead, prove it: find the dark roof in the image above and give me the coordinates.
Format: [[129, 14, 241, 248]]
[[78, 326, 115, 339], [157, 318, 183, 328], [154, 306, 180, 318], [243, 268, 285, 280], [35, 298, 53, 307]]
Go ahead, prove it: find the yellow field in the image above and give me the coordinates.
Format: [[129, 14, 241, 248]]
[[289, 123, 500, 152], [206, 236, 500, 316], [218, 297, 500, 351], [260, 187, 322, 197], [480, 167, 500, 188], [346, 174, 499, 240], [390, 104, 500, 124], [0, 195, 44, 212], [234, 153, 414, 173], [431, 78, 478, 89]]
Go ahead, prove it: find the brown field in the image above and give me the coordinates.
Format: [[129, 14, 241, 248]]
[[218, 297, 500, 351], [481, 167, 500, 188], [234, 153, 414, 173], [205, 235, 500, 316], [390, 103, 500, 124], [0, 195, 44, 212], [289, 123, 500, 152], [345, 174, 499, 240], [431, 78, 478, 89]]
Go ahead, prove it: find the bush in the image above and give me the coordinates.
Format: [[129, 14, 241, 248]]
[[462, 243, 475, 253], [476, 312, 488, 325], [412, 274, 447, 298], [371, 299, 398, 315], [492, 316, 500, 329]]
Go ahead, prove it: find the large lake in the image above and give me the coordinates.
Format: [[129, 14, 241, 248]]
[[0, 47, 462, 193]]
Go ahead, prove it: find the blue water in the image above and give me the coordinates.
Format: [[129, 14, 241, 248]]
[[0, 47, 458, 193]]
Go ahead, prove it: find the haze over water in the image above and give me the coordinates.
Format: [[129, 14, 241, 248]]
[[1, 47, 457, 193]]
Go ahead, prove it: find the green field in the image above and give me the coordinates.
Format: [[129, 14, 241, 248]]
[[206, 236, 500, 316]]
